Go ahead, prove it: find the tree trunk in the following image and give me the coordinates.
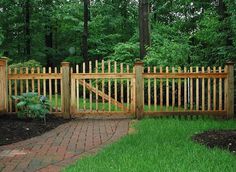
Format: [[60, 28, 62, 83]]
[[218, 0, 233, 46], [82, 0, 89, 71], [139, 0, 150, 59], [24, 0, 31, 60], [44, 0, 53, 67]]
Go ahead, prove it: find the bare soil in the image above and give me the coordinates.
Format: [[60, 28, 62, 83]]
[[0, 114, 69, 146], [193, 130, 236, 154]]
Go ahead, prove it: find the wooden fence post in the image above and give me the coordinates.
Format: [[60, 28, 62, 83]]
[[134, 60, 144, 119], [61, 62, 71, 119], [0, 57, 8, 113], [226, 61, 234, 118]]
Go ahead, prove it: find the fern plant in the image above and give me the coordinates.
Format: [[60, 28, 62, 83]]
[[12, 92, 50, 124]]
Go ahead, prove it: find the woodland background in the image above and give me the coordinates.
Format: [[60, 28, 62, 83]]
[[0, 0, 235, 68]]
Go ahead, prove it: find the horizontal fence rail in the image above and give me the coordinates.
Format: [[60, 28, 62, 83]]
[[0, 58, 234, 119]]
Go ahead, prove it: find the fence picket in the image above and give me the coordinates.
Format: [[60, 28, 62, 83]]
[[83, 62, 86, 111], [8, 68, 12, 112], [20, 68, 23, 95], [127, 65, 130, 110], [14, 68, 17, 112], [178, 67, 181, 111], [95, 61, 98, 111], [154, 67, 157, 111], [43, 67, 46, 96], [120, 63, 124, 111], [108, 61, 111, 112], [213, 67, 216, 111], [184, 67, 187, 111], [49, 67, 52, 112], [207, 67, 211, 110], [114, 61, 117, 111], [190, 67, 193, 110], [166, 67, 169, 111], [37, 67, 41, 96], [219, 67, 222, 110], [54, 67, 58, 112], [148, 67, 151, 110], [172, 67, 175, 111], [102, 60, 105, 111], [160, 67, 163, 111], [76, 65, 79, 111], [31, 68, 35, 93], [196, 67, 199, 111], [89, 61, 92, 111], [202, 67, 205, 111], [26, 67, 29, 93]]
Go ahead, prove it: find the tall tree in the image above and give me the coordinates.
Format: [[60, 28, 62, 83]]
[[24, 0, 31, 60], [139, 0, 150, 59], [82, 0, 89, 69], [44, 0, 54, 67]]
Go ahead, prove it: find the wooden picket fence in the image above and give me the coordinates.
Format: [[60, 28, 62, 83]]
[[0, 57, 234, 119]]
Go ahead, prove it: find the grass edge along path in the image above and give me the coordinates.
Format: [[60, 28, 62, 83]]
[[64, 118, 236, 172]]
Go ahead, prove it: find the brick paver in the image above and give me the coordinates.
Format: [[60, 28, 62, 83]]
[[0, 119, 130, 172]]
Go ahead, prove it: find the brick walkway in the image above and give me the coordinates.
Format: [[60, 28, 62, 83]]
[[0, 119, 130, 172]]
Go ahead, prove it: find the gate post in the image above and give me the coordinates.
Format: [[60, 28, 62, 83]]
[[134, 60, 144, 119], [61, 62, 71, 119], [0, 57, 8, 113], [225, 61, 234, 118]]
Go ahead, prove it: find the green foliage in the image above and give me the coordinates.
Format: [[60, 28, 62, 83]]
[[64, 56, 84, 66], [195, 10, 223, 45], [0, 0, 235, 66], [145, 23, 191, 67], [108, 41, 139, 65], [12, 92, 50, 121], [9, 60, 42, 69]]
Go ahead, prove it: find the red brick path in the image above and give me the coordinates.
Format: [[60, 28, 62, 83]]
[[0, 119, 130, 172]]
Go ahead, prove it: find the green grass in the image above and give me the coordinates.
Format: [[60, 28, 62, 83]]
[[50, 95, 178, 112], [64, 118, 236, 172]]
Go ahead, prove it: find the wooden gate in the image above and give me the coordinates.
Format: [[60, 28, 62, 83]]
[[70, 60, 135, 116], [0, 58, 7, 113]]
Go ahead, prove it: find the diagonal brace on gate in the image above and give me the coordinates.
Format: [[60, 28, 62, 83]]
[[78, 80, 129, 111]]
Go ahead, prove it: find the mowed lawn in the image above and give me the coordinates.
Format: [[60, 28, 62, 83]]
[[51, 95, 180, 112], [64, 118, 236, 172]]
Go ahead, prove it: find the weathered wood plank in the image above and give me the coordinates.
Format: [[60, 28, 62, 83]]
[[160, 67, 163, 111], [172, 67, 175, 111], [213, 67, 216, 111], [154, 67, 157, 111], [202, 67, 205, 111], [219, 67, 222, 110], [196, 67, 199, 111], [178, 67, 181, 111], [207, 67, 211, 111], [148, 67, 151, 110], [143, 73, 227, 79]]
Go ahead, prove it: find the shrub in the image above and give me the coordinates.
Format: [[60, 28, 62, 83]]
[[12, 92, 50, 124], [9, 60, 42, 69]]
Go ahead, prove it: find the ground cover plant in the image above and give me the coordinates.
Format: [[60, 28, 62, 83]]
[[65, 118, 236, 172], [12, 92, 50, 124]]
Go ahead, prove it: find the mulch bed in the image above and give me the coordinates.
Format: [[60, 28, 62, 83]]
[[193, 130, 236, 154], [0, 114, 70, 146]]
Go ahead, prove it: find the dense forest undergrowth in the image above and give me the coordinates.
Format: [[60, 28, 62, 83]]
[[0, 0, 235, 68]]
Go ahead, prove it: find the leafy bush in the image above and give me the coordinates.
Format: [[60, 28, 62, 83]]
[[12, 92, 50, 124], [107, 41, 139, 65], [64, 56, 84, 66], [9, 60, 42, 69]]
